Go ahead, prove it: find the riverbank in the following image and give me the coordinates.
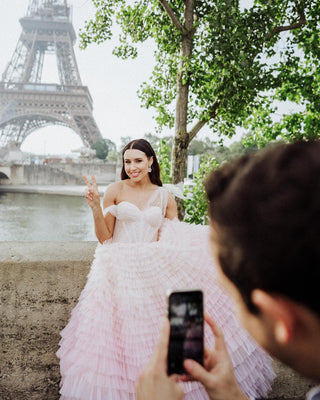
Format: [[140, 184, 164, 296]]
[[0, 184, 108, 196]]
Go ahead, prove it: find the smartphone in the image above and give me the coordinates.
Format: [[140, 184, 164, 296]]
[[167, 289, 204, 375]]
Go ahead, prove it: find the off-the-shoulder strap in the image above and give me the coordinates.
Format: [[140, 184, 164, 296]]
[[103, 204, 117, 218], [163, 183, 184, 199]]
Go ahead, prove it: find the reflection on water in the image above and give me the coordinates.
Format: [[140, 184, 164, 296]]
[[0, 192, 97, 241]]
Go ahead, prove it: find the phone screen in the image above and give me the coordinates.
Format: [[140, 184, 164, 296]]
[[167, 289, 204, 375]]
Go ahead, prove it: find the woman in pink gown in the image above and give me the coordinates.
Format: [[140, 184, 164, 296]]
[[56, 139, 275, 399]]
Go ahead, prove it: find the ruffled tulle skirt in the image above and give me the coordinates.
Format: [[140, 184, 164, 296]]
[[56, 219, 275, 399]]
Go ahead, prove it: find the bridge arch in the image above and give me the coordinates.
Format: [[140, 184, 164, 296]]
[[0, 168, 10, 180]]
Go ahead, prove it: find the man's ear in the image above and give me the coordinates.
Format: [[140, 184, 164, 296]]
[[251, 289, 295, 344]]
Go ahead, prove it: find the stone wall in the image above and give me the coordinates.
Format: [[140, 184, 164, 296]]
[[53, 162, 118, 184], [23, 165, 81, 185], [0, 162, 117, 186], [0, 242, 314, 399], [0, 242, 95, 399]]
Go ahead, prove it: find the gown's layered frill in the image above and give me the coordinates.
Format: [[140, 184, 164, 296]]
[[57, 217, 275, 400]]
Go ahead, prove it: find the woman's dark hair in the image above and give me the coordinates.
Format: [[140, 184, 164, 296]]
[[205, 141, 320, 317], [121, 139, 162, 186]]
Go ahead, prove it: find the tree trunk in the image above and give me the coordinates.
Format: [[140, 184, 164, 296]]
[[171, 0, 194, 220], [172, 135, 188, 219]]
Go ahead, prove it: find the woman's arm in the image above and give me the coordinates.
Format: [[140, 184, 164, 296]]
[[165, 192, 178, 220], [83, 176, 117, 244]]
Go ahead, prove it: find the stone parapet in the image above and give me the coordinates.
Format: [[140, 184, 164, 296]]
[[0, 242, 314, 399], [0, 162, 117, 186]]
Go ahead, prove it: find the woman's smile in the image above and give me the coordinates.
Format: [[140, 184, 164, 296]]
[[124, 149, 152, 182]]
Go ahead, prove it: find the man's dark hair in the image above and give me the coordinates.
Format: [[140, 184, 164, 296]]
[[205, 141, 320, 316]]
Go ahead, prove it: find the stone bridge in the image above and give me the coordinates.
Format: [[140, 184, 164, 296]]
[[0, 166, 11, 180], [0, 162, 117, 186], [0, 242, 315, 400]]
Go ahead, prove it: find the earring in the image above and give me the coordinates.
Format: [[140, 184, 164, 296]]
[[148, 166, 152, 173]]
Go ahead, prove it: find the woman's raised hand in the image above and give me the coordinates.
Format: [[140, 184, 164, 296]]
[[83, 175, 101, 211]]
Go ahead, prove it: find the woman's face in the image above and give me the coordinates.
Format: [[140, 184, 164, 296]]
[[123, 149, 153, 182]]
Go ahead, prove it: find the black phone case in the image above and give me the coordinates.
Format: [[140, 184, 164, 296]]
[[167, 289, 204, 375]]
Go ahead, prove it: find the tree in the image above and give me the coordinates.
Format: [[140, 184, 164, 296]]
[[80, 0, 320, 216], [143, 132, 173, 150], [183, 154, 219, 225], [91, 138, 116, 160], [157, 139, 171, 183], [187, 138, 215, 156]]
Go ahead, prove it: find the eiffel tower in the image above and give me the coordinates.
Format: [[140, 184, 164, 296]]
[[0, 0, 103, 149]]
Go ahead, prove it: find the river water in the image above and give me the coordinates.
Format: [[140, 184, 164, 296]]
[[0, 191, 97, 241]]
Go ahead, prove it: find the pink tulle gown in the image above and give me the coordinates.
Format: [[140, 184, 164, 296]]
[[56, 187, 275, 399]]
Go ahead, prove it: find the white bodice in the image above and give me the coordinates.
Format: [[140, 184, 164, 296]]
[[103, 187, 168, 243]]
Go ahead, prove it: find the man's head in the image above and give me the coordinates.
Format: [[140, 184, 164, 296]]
[[205, 141, 320, 379]]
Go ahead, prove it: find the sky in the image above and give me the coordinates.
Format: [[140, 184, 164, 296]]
[[0, 0, 167, 155], [0, 0, 301, 156]]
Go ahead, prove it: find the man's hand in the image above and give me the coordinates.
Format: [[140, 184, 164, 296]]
[[136, 318, 184, 400], [183, 314, 249, 400]]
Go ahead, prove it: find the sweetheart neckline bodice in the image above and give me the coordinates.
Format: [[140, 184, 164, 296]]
[[115, 200, 162, 213], [103, 188, 169, 244]]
